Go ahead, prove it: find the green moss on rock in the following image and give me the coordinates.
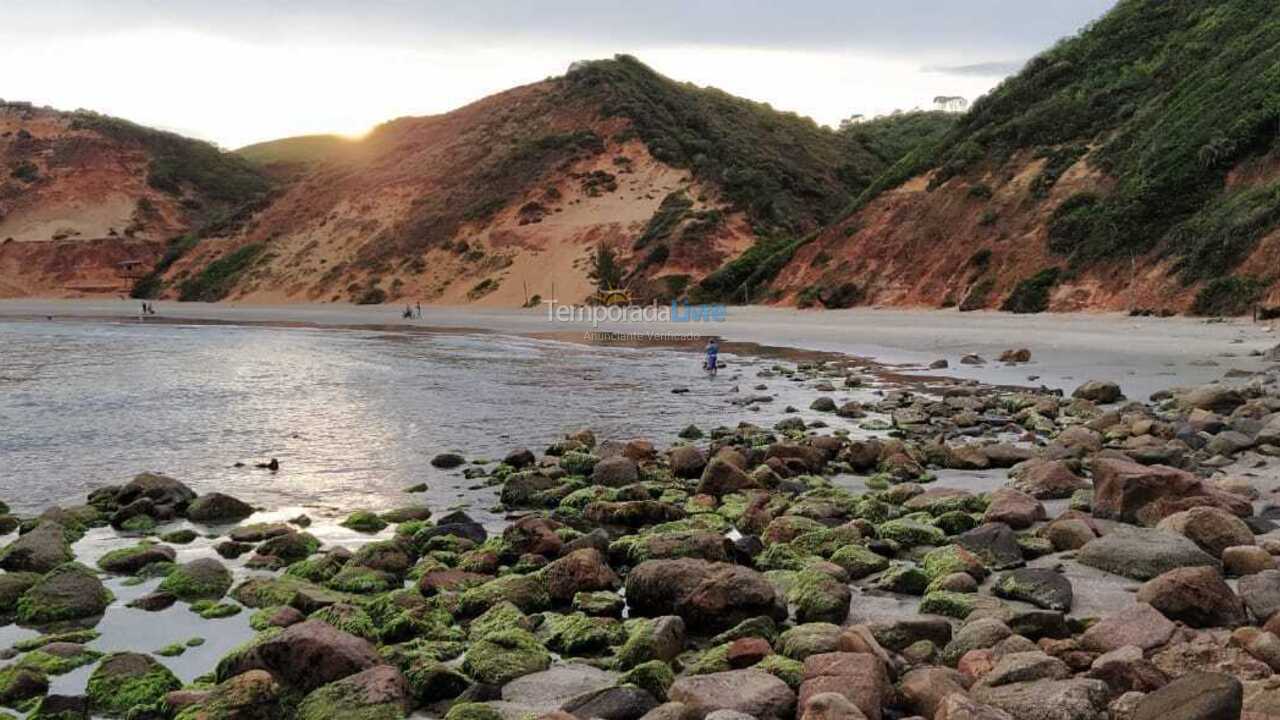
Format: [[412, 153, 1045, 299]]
[[17, 563, 114, 624], [461, 628, 550, 685], [86, 652, 181, 717], [619, 659, 674, 701]]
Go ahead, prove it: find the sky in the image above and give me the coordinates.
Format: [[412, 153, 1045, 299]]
[[0, 0, 1117, 149]]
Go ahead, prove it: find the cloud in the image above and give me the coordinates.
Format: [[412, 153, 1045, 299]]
[[924, 60, 1027, 77]]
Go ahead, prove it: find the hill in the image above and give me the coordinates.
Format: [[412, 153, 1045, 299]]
[[0, 101, 272, 296], [149, 56, 952, 305], [773, 0, 1280, 314]]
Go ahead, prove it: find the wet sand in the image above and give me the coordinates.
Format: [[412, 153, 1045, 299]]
[[3, 298, 1277, 400]]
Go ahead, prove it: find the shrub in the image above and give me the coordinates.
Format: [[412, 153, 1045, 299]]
[[9, 160, 38, 182], [1191, 276, 1267, 316], [1000, 267, 1062, 314], [177, 243, 265, 302], [355, 284, 387, 305]]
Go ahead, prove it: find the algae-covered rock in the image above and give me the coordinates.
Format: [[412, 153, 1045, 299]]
[[458, 572, 551, 615], [341, 511, 388, 534], [461, 628, 551, 685], [309, 603, 379, 641], [295, 665, 410, 720], [18, 642, 102, 675], [86, 652, 181, 717], [17, 563, 113, 624], [538, 612, 625, 655], [785, 569, 851, 624], [620, 660, 675, 701], [0, 664, 48, 709], [97, 542, 177, 575], [444, 703, 503, 720], [159, 558, 233, 601], [776, 623, 840, 660], [0, 571, 40, 613], [256, 531, 321, 563], [215, 621, 383, 692], [172, 668, 281, 720], [402, 657, 470, 704], [0, 522, 73, 574], [828, 545, 889, 579]]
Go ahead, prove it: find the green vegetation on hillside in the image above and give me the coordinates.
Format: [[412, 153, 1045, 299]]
[[890, 0, 1280, 284], [69, 111, 271, 206], [566, 56, 954, 302], [177, 243, 266, 302], [234, 134, 359, 166]]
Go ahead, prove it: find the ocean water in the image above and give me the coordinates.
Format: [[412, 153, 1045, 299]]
[[0, 319, 873, 518]]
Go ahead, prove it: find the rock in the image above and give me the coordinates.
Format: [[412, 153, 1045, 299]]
[[504, 516, 563, 557], [1156, 506, 1254, 558], [431, 452, 466, 468], [1240, 570, 1280, 622], [585, 501, 686, 528], [1080, 604, 1176, 653], [1073, 381, 1124, 404], [86, 652, 182, 717], [698, 459, 761, 497], [1131, 671, 1242, 720], [296, 665, 410, 720], [670, 446, 708, 480], [1180, 385, 1247, 414], [256, 531, 321, 563], [562, 685, 659, 720], [935, 694, 1015, 720], [943, 618, 1012, 666], [96, 542, 177, 574], [500, 664, 615, 714], [216, 620, 384, 692], [1010, 460, 1089, 500], [955, 523, 1024, 570], [1225, 545, 1275, 576], [1136, 566, 1246, 628], [798, 652, 890, 720], [463, 628, 551, 685], [868, 616, 952, 653], [668, 669, 796, 720], [972, 678, 1109, 720], [1043, 517, 1097, 551], [504, 448, 537, 469], [991, 568, 1073, 611], [982, 488, 1046, 529], [1091, 457, 1250, 526], [1086, 645, 1168, 696], [727, 637, 772, 668], [800, 692, 869, 720], [0, 571, 40, 612], [128, 591, 177, 611], [593, 456, 640, 488], [32, 694, 90, 719], [975, 651, 1071, 687], [116, 472, 196, 512], [0, 521, 72, 573], [173, 669, 280, 719], [898, 667, 965, 718], [159, 558, 233, 601], [0, 665, 49, 707], [545, 549, 620, 602], [187, 493, 255, 523], [625, 559, 785, 632], [17, 562, 113, 623], [1077, 526, 1218, 581], [999, 349, 1031, 363]]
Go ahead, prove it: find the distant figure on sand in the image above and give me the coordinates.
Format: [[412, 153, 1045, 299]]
[[416, 302, 422, 318], [704, 338, 719, 377], [255, 458, 280, 471]]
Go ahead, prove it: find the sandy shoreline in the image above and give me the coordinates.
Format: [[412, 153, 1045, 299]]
[[2, 298, 1277, 398]]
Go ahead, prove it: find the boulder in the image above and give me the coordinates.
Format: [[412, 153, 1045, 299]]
[[17, 562, 113, 623], [1241, 570, 1280, 623], [463, 629, 551, 685], [935, 694, 1015, 720], [669, 446, 708, 480], [159, 558, 233, 601], [215, 620, 384, 692], [898, 667, 965, 718], [991, 568, 1073, 612], [86, 652, 181, 717], [1091, 457, 1250, 526], [1224, 545, 1275, 577], [1179, 385, 1247, 414], [1132, 671, 1242, 720], [1010, 460, 1089, 500], [625, 559, 785, 632], [800, 692, 869, 720], [1085, 645, 1168, 696], [115, 472, 196, 512], [296, 665, 410, 720], [982, 489, 1046, 529], [669, 669, 796, 720], [593, 456, 641, 488], [504, 516, 564, 558], [698, 459, 761, 497], [1080, 603, 1176, 654], [955, 523, 1024, 570], [187, 493, 255, 523], [1077, 526, 1218, 581], [0, 521, 72, 573], [975, 651, 1071, 687], [1073, 380, 1123, 404], [798, 652, 890, 720], [1136, 566, 1246, 628], [971, 678, 1109, 720], [1156, 506, 1254, 558], [97, 542, 177, 574], [562, 685, 660, 720], [545, 549, 621, 602], [500, 664, 616, 714]]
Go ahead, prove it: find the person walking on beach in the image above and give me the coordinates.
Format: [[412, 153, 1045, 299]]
[[704, 338, 719, 377], [416, 302, 422, 319]]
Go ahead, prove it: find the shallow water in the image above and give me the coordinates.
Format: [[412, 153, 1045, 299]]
[[0, 319, 880, 521]]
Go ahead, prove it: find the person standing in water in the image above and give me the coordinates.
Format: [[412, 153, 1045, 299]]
[[704, 338, 719, 377]]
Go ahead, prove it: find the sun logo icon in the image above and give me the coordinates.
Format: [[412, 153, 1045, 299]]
[[594, 287, 632, 306]]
